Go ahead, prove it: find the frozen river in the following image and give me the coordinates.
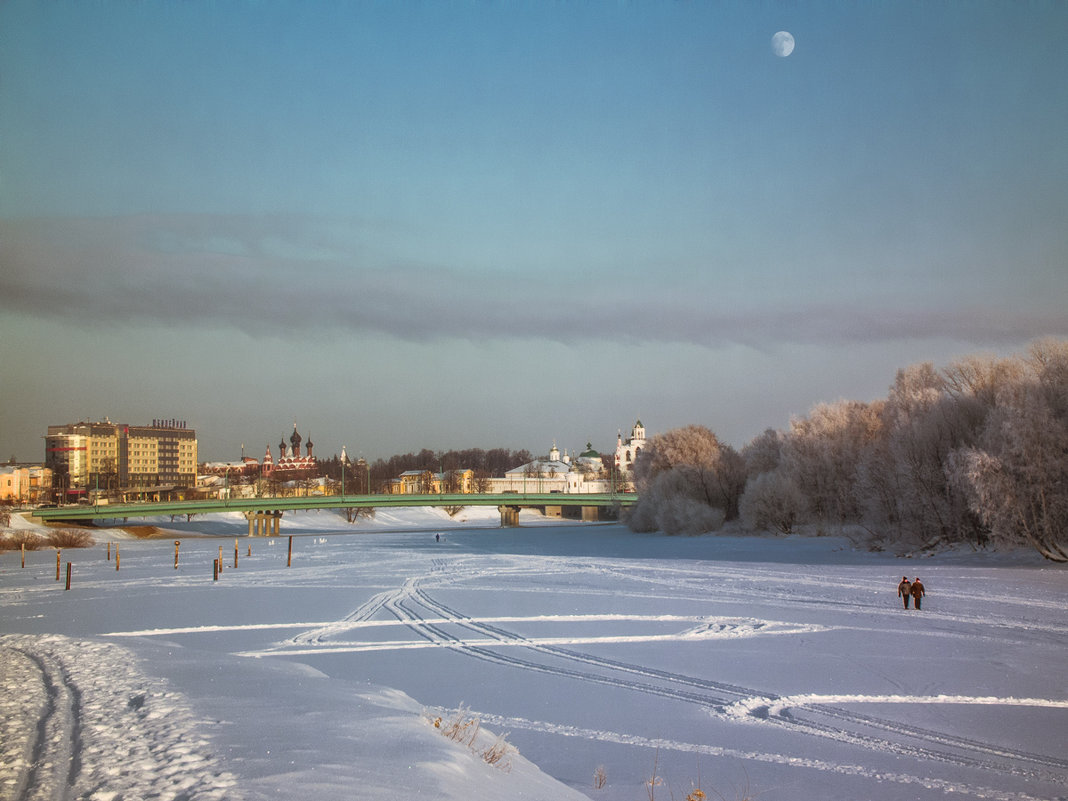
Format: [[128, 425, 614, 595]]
[[3, 510, 1067, 801]]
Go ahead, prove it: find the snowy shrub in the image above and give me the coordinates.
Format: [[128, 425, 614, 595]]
[[48, 528, 95, 548], [629, 467, 725, 535], [739, 470, 804, 534], [3, 530, 42, 550], [593, 764, 607, 789], [656, 495, 725, 536], [426, 706, 515, 772]]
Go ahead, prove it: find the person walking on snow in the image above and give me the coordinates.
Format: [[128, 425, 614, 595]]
[[897, 576, 912, 609], [910, 577, 925, 610]]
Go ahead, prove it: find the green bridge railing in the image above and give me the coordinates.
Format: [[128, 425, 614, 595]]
[[31, 492, 636, 522]]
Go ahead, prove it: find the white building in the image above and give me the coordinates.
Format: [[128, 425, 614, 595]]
[[614, 420, 646, 474], [490, 439, 620, 494]]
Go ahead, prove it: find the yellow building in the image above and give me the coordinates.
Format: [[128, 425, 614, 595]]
[[395, 469, 475, 494], [0, 465, 53, 505], [45, 419, 197, 501]]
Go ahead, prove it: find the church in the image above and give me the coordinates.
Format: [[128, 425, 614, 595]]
[[262, 424, 318, 477], [493, 420, 647, 494], [614, 419, 646, 473]]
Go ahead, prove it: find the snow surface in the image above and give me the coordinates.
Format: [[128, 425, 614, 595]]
[[2, 507, 1067, 801]]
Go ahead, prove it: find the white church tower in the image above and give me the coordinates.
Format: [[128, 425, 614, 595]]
[[615, 420, 646, 473]]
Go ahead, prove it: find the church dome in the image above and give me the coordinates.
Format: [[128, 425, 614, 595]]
[[580, 442, 600, 458]]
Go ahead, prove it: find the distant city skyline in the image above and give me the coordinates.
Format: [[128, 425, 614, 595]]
[[2, 2, 1066, 463]]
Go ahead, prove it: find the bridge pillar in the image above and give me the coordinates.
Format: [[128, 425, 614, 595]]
[[498, 505, 521, 527], [581, 506, 600, 522], [244, 511, 282, 536]]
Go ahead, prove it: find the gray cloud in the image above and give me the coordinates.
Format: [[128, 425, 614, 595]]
[[2, 215, 1064, 348]]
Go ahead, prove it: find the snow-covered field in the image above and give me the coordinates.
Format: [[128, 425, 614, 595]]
[[2, 508, 1066, 801]]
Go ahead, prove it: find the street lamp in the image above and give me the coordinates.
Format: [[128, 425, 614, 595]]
[[341, 446, 347, 499]]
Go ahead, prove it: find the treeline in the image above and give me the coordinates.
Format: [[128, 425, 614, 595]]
[[628, 338, 1068, 562], [320, 447, 534, 488]]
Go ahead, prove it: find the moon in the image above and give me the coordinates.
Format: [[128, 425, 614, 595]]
[[771, 31, 795, 57]]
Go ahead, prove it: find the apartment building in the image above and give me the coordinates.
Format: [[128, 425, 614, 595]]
[[45, 418, 197, 500]]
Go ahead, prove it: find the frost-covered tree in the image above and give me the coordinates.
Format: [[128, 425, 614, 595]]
[[628, 425, 741, 534], [949, 339, 1068, 561], [862, 359, 1004, 547], [780, 400, 883, 525], [739, 469, 804, 534], [741, 428, 784, 478]]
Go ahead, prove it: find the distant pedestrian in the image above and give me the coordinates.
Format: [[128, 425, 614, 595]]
[[897, 576, 912, 609], [910, 578, 925, 610], [435, 533, 440, 543]]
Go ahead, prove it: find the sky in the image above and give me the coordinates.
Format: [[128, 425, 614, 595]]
[[2, 1, 1066, 464]]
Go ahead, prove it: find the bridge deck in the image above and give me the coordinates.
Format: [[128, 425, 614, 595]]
[[31, 492, 636, 522]]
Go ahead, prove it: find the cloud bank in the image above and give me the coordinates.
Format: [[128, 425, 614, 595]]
[[3, 215, 1063, 348]]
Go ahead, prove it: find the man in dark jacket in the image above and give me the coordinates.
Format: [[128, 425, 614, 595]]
[[910, 578, 925, 610], [897, 576, 912, 609]]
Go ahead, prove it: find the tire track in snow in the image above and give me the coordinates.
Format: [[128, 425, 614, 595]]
[[468, 711, 1060, 801], [402, 575, 1068, 789], [237, 559, 1068, 791]]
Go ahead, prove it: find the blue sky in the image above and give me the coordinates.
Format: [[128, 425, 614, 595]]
[[2, 1, 1066, 463]]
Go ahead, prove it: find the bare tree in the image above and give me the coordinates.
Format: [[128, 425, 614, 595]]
[[418, 469, 435, 494], [472, 469, 491, 493]]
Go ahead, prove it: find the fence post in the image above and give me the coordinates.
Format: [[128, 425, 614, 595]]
[[234, 538, 239, 569], [213, 558, 219, 581], [174, 540, 180, 569], [107, 541, 111, 561], [21, 543, 25, 568], [56, 550, 62, 581], [65, 562, 72, 591], [116, 549, 120, 571], [287, 535, 293, 567]]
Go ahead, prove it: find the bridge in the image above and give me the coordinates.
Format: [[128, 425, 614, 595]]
[[31, 492, 636, 533]]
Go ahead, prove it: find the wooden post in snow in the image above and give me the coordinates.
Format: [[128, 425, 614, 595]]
[[65, 562, 72, 591], [287, 535, 293, 567]]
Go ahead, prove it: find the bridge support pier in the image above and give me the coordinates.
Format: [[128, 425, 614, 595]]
[[581, 506, 600, 522], [498, 505, 521, 527], [245, 510, 283, 536]]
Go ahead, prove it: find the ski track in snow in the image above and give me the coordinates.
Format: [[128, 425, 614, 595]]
[[0, 634, 244, 801], [23, 536, 1066, 801], [175, 554, 1068, 799]]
